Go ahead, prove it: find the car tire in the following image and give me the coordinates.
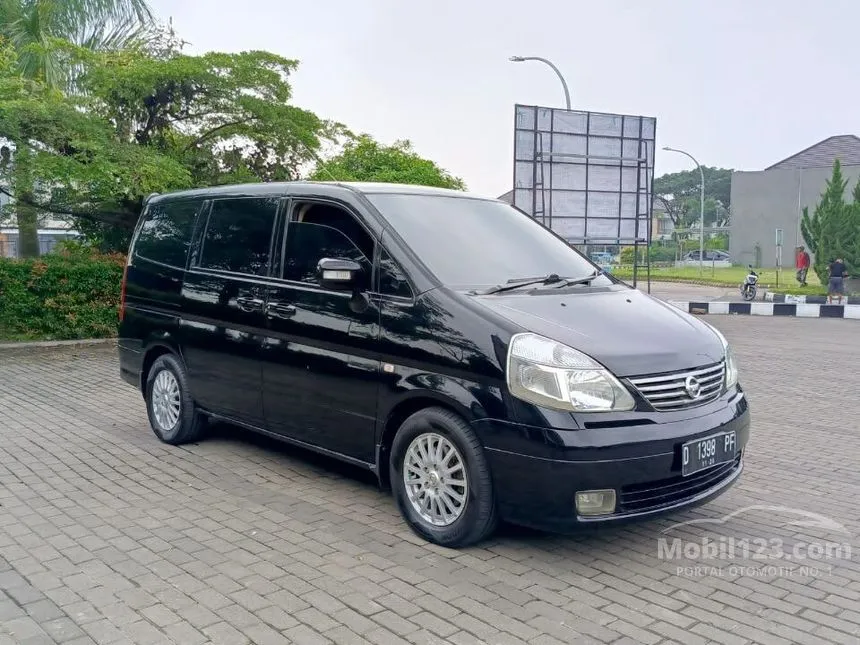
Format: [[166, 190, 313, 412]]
[[144, 353, 207, 445], [390, 406, 498, 547]]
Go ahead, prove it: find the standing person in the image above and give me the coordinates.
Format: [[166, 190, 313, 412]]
[[796, 246, 811, 286], [827, 257, 848, 304]]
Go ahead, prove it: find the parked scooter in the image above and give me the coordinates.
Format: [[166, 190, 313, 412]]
[[740, 265, 758, 301]]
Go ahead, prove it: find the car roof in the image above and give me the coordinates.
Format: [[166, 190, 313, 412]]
[[147, 181, 495, 204]]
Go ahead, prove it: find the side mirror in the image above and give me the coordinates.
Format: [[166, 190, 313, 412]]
[[316, 257, 363, 291]]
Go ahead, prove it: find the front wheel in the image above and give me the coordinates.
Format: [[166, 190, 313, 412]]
[[390, 407, 498, 547], [742, 284, 757, 301]]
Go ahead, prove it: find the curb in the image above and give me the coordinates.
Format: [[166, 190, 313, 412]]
[[625, 277, 795, 290], [668, 301, 860, 319], [0, 338, 116, 351], [765, 292, 858, 305], [621, 277, 740, 288]]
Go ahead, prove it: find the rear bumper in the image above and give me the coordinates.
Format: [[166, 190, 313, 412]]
[[474, 393, 750, 533], [118, 341, 143, 391]]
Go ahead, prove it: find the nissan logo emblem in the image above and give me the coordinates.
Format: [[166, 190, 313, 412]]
[[685, 375, 702, 399]]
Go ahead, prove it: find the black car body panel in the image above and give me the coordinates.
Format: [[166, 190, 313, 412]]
[[119, 181, 750, 537], [468, 287, 725, 377], [476, 391, 750, 530]]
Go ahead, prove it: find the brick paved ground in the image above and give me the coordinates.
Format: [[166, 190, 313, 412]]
[[0, 316, 858, 645]]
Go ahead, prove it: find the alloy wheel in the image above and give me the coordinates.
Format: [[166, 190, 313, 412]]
[[403, 432, 468, 527]]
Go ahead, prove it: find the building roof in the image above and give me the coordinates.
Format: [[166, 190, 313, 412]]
[[766, 135, 860, 170]]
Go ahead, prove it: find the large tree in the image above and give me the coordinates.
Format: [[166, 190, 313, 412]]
[[800, 159, 858, 283], [1, 40, 339, 252], [653, 166, 732, 228], [0, 0, 157, 257], [310, 135, 465, 190], [0, 42, 190, 239]]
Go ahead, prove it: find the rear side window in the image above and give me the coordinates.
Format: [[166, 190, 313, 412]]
[[198, 197, 279, 276], [134, 199, 202, 268]]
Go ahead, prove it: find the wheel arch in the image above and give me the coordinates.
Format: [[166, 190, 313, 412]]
[[376, 391, 477, 491], [140, 338, 183, 393]]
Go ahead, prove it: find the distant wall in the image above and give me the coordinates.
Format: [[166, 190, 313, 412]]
[[729, 164, 860, 268]]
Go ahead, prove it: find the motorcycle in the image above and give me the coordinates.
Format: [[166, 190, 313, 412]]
[[740, 265, 758, 301]]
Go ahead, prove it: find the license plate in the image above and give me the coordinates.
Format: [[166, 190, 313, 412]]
[[682, 431, 736, 476]]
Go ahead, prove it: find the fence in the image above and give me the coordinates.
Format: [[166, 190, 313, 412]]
[[0, 232, 80, 258]]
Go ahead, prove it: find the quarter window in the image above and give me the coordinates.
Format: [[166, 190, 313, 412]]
[[378, 248, 412, 298], [134, 199, 203, 268], [198, 197, 278, 276]]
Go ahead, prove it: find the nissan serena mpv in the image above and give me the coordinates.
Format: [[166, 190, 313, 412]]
[[118, 181, 750, 547]]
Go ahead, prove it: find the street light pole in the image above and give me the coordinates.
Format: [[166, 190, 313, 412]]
[[509, 56, 571, 110], [663, 146, 705, 277]]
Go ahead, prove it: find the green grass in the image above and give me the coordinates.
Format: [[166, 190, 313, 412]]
[[610, 265, 828, 295]]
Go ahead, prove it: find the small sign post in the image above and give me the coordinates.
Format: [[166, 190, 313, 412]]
[[775, 228, 784, 288]]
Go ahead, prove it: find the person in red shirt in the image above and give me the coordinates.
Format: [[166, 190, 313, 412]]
[[796, 246, 810, 286]]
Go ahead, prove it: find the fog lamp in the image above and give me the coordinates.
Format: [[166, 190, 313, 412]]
[[575, 489, 617, 516]]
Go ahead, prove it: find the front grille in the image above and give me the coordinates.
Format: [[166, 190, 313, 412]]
[[619, 454, 741, 513], [628, 361, 725, 411]]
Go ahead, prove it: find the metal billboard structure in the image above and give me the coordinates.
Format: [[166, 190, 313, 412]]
[[512, 104, 657, 289]]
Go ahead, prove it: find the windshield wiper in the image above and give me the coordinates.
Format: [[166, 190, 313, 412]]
[[550, 269, 604, 288], [480, 273, 564, 295]]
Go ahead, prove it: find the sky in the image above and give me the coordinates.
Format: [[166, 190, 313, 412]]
[[148, 0, 859, 198]]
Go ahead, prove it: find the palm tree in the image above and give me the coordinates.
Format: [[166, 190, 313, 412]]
[[0, 0, 155, 256]]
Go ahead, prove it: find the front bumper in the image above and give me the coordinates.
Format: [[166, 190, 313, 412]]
[[474, 391, 750, 533]]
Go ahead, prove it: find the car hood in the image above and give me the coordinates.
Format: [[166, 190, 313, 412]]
[[471, 287, 724, 377]]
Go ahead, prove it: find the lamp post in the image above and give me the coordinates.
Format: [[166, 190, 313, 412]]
[[509, 56, 571, 110], [663, 146, 705, 276]]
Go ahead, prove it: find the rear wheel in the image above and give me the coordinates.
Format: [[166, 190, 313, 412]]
[[145, 354, 207, 445], [390, 407, 497, 547]]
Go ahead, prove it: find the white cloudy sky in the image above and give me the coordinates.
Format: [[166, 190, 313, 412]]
[[148, 0, 858, 197]]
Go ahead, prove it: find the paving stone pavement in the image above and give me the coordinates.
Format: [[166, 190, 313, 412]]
[[0, 316, 858, 645]]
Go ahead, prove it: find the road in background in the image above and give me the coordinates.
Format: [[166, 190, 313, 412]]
[[643, 281, 747, 303]]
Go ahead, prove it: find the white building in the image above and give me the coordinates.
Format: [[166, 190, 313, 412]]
[[0, 192, 80, 257]]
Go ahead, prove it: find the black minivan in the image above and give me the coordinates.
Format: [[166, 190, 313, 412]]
[[118, 181, 750, 547]]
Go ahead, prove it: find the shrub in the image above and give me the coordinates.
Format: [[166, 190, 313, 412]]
[[0, 247, 124, 341], [619, 245, 677, 264]]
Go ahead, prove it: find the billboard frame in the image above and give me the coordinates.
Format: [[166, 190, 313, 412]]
[[511, 104, 656, 291]]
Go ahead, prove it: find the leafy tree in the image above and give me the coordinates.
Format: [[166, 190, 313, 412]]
[[653, 166, 732, 228], [0, 0, 155, 89], [846, 177, 860, 280], [0, 0, 157, 256], [0, 42, 191, 250], [1, 40, 339, 252], [310, 135, 465, 190], [800, 159, 856, 283]]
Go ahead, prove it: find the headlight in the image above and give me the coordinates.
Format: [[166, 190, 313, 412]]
[[706, 324, 739, 390], [724, 345, 739, 390], [506, 333, 635, 412]]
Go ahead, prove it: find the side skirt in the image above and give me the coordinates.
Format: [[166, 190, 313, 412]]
[[203, 411, 379, 476]]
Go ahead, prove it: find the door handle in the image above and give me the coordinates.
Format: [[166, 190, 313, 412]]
[[266, 302, 297, 319], [236, 296, 264, 312]]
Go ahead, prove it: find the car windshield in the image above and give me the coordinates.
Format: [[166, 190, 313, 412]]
[[366, 193, 612, 290]]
